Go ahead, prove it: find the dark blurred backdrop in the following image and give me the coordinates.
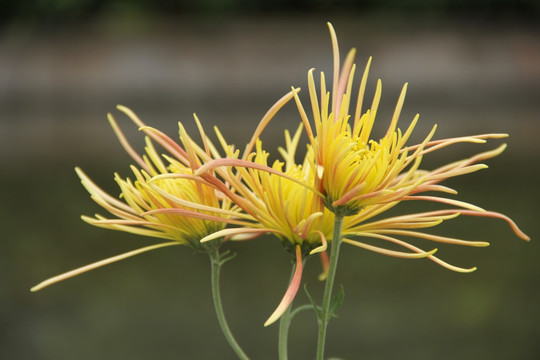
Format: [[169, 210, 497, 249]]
[[1, 1, 539, 359]]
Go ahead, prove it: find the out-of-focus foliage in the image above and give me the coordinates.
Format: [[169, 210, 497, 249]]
[[2, 0, 540, 26]]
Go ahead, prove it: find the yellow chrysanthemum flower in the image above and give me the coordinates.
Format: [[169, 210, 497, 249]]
[[199, 125, 331, 253], [31, 106, 246, 291], [194, 23, 530, 328], [195, 124, 335, 326], [291, 24, 505, 218], [285, 22, 530, 271]]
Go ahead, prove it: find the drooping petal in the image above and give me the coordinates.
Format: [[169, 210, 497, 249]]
[[264, 245, 303, 327]]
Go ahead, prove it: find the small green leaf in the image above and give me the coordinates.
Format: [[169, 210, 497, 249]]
[[329, 285, 345, 318], [219, 251, 237, 265], [304, 283, 322, 320]]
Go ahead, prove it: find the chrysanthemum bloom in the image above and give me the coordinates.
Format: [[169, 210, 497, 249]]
[[195, 23, 530, 331], [31, 105, 245, 291], [288, 22, 530, 251], [32, 105, 258, 359], [195, 124, 441, 327], [197, 125, 334, 326], [287, 26, 488, 217]]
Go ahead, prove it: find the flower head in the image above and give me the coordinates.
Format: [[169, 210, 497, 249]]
[[31, 106, 243, 291], [282, 22, 530, 265], [195, 23, 530, 324], [200, 124, 332, 254]]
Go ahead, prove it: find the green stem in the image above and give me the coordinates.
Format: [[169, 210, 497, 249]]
[[315, 215, 344, 360], [209, 248, 250, 360]]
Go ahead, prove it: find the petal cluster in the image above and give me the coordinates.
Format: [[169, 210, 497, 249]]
[[193, 23, 529, 324], [33, 23, 529, 329]]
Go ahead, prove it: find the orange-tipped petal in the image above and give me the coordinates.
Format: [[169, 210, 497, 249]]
[[318, 251, 330, 281], [458, 210, 530, 241], [264, 245, 303, 327]]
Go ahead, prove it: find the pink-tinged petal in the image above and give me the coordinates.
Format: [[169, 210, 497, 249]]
[[243, 87, 301, 158], [459, 144, 507, 168], [457, 210, 530, 241], [307, 69, 322, 133], [31, 242, 180, 292], [197, 173, 260, 218], [299, 212, 324, 239], [412, 184, 457, 195], [116, 104, 146, 127], [149, 173, 210, 185], [82, 216, 173, 239], [88, 194, 140, 221], [87, 218, 178, 230], [192, 113, 212, 158], [142, 208, 250, 226], [264, 245, 303, 327], [195, 158, 324, 198], [331, 183, 367, 207], [425, 164, 488, 182], [335, 48, 356, 118], [318, 251, 330, 281], [138, 126, 189, 165], [107, 113, 149, 172], [292, 86, 318, 155], [116, 105, 189, 164]]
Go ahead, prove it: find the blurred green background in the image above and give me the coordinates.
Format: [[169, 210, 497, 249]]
[[1, 1, 539, 359]]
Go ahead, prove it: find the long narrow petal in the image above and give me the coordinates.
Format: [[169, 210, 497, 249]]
[[200, 228, 280, 243], [264, 245, 303, 327], [31, 242, 181, 292], [385, 82, 408, 137], [344, 238, 437, 258], [195, 158, 324, 198], [353, 56, 372, 134], [372, 229, 490, 247], [107, 113, 149, 172], [142, 208, 251, 226], [403, 195, 486, 212], [138, 126, 189, 165], [355, 232, 477, 273], [328, 22, 340, 113], [76, 167, 136, 215], [243, 88, 300, 158], [457, 210, 530, 241]]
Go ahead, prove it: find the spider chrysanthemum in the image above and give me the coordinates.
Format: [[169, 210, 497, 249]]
[[194, 23, 529, 326], [31, 106, 245, 291]]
